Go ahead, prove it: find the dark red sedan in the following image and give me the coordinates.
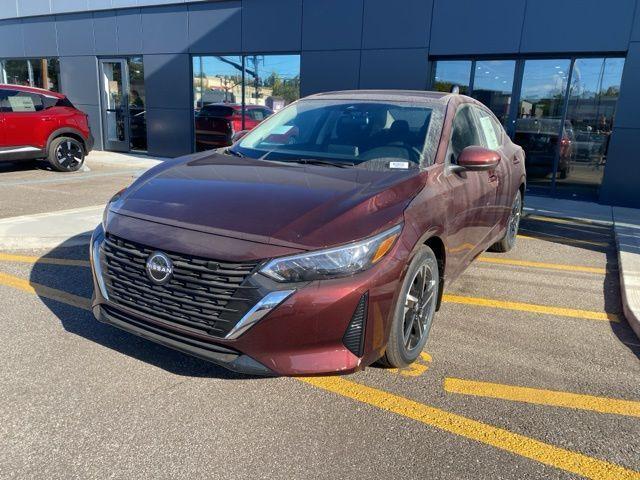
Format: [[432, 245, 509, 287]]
[[90, 90, 525, 376]]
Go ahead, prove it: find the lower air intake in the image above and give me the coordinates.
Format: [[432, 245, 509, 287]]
[[342, 292, 368, 357]]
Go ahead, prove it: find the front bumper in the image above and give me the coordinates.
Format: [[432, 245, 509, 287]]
[[89, 218, 407, 376]]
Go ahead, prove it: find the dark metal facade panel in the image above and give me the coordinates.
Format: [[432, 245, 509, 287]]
[[520, 0, 635, 53], [187, 1, 241, 54], [430, 0, 525, 55], [359, 49, 429, 90], [362, 0, 432, 49], [300, 50, 360, 96], [242, 0, 302, 52], [0, 19, 25, 57], [613, 42, 640, 129], [146, 107, 193, 157], [599, 127, 640, 208], [116, 8, 143, 55], [56, 12, 96, 56], [143, 53, 191, 110], [141, 5, 189, 54], [302, 0, 363, 51], [93, 10, 118, 55], [22, 17, 59, 57], [59, 56, 99, 105]]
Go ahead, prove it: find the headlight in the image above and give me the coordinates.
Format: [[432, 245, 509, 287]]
[[260, 224, 402, 282], [102, 188, 126, 229]]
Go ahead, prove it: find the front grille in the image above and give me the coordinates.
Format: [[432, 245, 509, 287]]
[[100, 233, 260, 337]]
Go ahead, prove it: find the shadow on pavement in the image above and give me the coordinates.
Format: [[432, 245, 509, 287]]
[[521, 215, 640, 359], [30, 233, 262, 380]]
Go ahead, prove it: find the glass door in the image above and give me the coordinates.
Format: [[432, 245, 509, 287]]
[[514, 59, 571, 191], [99, 59, 130, 152]]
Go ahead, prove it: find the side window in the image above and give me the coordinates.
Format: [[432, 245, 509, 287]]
[[449, 105, 483, 162], [475, 107, 502, 150], [4, 91, 44, 113], [250, 109, 266, 121]]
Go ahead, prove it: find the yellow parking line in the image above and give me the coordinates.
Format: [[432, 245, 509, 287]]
[[476, 256, 607, 275], [388, 352, 432, 377], [0, 271, 91, 311], [518, 232, 610, 248], [0, 252, 90, 267], [442, 294, 619, 322], [299, 376, 640, 480], [444, 378, 640, 418]]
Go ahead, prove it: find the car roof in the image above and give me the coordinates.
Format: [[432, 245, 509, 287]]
[[0, 83, 65, 98], [305, 89, 454, 105]]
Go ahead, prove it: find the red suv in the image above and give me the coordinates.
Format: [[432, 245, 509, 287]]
[[0, 84, 93, 172], [194, 103, 272, 151]]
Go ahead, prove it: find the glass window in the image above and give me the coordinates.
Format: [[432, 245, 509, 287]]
[[244, 55, 300, 112], [449, 106, 483, 161], [557, 57, 625, 194], [3, 60, 30, 86], [128, 56, 147, 152], [432, 61, 472, 94], [515, 59, 571, 189], [192, 54, 300, 152], [471, 60, 515, 124], [475, 108, 502, 151], [236, 99, 440, 167], [3, 90, 44, 112], [1, 58, 60, 91]]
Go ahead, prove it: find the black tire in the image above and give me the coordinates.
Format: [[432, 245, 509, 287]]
[[379, 245, 440, 368], [48, 136, 85, 172], [489, 190, 522, 253]]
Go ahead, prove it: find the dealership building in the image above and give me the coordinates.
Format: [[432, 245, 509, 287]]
[[1, 0, 639, 206]]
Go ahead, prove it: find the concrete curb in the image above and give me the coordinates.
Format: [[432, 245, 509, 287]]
[[0, 206, 101, 250], [613, 208, 640, 340]]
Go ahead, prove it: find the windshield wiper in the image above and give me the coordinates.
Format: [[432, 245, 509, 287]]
[[225, 148, 244, 157], [290, 158, 355, 168]]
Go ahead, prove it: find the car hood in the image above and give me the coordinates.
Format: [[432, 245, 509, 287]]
[[111, 152, 425, 250]]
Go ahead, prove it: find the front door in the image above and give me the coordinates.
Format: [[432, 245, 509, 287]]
[[444, 103, 499, 274], [99, 59, 130, 152]]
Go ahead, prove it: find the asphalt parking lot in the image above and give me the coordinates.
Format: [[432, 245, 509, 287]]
[[0, 163, 639, 479]]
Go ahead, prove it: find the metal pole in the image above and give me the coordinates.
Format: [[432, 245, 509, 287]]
[[551, 58, 575, 194]]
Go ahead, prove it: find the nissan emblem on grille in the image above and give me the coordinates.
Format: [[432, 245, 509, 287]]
[[146, 251, 174, 285]]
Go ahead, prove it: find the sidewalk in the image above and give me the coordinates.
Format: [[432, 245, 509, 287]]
[[525, 194, 640, 339]]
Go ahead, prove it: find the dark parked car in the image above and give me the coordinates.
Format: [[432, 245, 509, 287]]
[[0, 84, 93, 171], [90, 90, 526, 376], [515, 117, 573, 179], [194, 103, 272, 151]]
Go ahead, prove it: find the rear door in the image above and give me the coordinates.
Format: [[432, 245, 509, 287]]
[[443, 103, 498, 270]]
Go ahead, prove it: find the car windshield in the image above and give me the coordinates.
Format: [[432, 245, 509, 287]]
[[233, 99, 442, 168]]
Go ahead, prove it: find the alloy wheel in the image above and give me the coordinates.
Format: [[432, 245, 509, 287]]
[[402, 263, 437, 351], [508, 194, 522, 241], [55, 140, 83, 170]]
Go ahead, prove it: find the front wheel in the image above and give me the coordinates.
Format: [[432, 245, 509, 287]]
[[379, 245, 439, 368], [489, 190, 522, 253], [48, 136, 85, 172]]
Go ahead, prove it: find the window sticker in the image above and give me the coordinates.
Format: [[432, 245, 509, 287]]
[[480, 116, 499, 150], [389, 161, 409, 169], [8, 96, 36, 112]]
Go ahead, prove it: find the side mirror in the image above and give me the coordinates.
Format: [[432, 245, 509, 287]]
[[456, 146, 500, 171], [232, 130, 249, 143]]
